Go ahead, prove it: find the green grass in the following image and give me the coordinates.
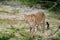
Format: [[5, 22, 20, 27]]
[[47, 11, 60, 20], [0, 30, 15, 40], [0, 19, 20, 24], [0, 19, 60, 40], [0, 10, 19, 15], [0, 10, 9, 13], [0, 19, 42, 40], [49, 13, 60, 20]]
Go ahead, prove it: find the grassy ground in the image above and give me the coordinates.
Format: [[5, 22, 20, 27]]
[[0, 17, 60, 40], [0, 5, 19, 15], [0, 19, 42, 40], [0, 5, 60, 40]]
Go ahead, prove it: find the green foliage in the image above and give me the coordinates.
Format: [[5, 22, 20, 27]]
[[52, 3, 60, 11], [55, 37, 60, 40], [0, 0, 60, 11], [20, 0, 28, 5], [20, 0, 60, 11], [0, 31, 14, 40], [53, 33, 60, 40]]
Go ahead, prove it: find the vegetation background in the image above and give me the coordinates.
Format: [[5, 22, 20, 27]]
[[0, 0, 60, 40]]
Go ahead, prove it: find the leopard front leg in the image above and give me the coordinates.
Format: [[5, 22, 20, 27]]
[[30, 26, 37, 38]]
